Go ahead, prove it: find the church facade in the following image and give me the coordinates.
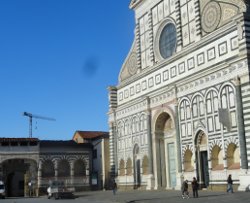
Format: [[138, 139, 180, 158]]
[[108, 0, 250, 191]]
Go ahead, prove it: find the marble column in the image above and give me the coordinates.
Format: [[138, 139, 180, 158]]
[[146, 97, 154, 190], [235, 77, 248, 169], [54, 160, 58, 180], [70, 161, 75, 186], [37, 160, 42, 195], [174, 103, 182, 173]]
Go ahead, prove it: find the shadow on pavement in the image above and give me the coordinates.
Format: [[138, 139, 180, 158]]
[[126, 198, 163, 203], [125, 193, 230, 203]]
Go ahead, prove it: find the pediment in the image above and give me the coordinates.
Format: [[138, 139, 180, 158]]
[[119, 39, 138, 83]]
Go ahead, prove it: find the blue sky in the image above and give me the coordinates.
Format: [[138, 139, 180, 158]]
[[0, 0, 134, 140]]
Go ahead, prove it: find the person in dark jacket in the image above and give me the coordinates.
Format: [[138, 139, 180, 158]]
[[191, 177, 199, 198], [181, 180, 189, 199], [227, 174, 233, 193]]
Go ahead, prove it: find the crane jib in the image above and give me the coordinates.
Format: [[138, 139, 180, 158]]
[[23, 111, 56, 138]]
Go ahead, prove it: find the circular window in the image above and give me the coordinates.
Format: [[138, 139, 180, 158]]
[[159, 23, 177, 59]]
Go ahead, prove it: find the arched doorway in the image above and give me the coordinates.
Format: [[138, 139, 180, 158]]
[[154, 112, 176, 188], [133, 144, 141, 188], [2, 159, 37, 197], [195, 131, 209, 188]]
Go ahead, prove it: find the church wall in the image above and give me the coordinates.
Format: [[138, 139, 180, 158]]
[[110, 0, 250, 191]]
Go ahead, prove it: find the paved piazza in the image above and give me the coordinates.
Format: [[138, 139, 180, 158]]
[[1, 190, 250, 203]]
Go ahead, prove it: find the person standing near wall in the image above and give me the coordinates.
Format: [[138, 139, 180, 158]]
[[227, 174, 234, 193], [191, 177, 199, 198]]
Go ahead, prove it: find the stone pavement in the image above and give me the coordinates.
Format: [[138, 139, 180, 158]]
[[75, 189, 250, 203]]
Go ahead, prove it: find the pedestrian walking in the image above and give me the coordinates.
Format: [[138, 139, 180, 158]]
[[112, 180, 117, 195], [227, 174, 234, 193], [181, 180, 189, 199], [28, 181, 32, 197], [191, 177, 199, 198]]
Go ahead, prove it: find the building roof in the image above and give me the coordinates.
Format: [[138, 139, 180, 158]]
[[40, 140, 92, 148], [73, 131, 109, 140], [0, 137, 39, 142]]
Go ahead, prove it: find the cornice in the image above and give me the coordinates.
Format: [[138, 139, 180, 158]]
[[129, 0, 144, 9]]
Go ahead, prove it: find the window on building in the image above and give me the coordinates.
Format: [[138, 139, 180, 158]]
[[93, 149, 97, 159], [159, 23, 177, 59]]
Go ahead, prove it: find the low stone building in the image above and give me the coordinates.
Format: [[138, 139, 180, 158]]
[[39, 140, 92, 193], [0, 138, 39, 197], [0, 132, 109, 197]]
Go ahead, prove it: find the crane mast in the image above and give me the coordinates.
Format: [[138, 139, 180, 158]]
[[23, 111, 56, 138]]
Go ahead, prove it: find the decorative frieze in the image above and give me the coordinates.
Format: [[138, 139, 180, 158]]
[[118, 30, 240, 105]]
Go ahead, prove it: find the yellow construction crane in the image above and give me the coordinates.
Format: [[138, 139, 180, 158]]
[[23, 111, 56, 138]]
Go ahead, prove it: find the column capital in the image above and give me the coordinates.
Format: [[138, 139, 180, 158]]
[[233, 76, 241, 86]]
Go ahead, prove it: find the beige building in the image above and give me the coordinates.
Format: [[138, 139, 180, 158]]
[[73, 131, 110, 190], [108, 0, 250, 191]]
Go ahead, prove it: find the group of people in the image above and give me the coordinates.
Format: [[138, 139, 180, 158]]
[[112, 174, 234, 198], [182, 174, 234, 199], [182, 177, 199, 199]]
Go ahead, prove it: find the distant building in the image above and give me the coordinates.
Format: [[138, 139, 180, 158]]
[[0, 131, 109, 197], [39, 140, 92, 193], [108, 0, 250, 191], [73, 131, 110, 190]]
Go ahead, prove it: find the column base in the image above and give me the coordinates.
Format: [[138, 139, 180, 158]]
[[146, 174, 155, 190]]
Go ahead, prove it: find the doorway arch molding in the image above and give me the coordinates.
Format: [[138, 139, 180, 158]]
[[224, 136, 239, 154], [209, 139, 222, 155], [152, 107, 176, 133]]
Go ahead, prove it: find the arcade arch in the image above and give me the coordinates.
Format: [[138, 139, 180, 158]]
[[227, 143, 240, 170], [183, 149, 194, 172], [58, 159, 70, 177], [42, 160, 54, 177], [74, 159, 86, 176]]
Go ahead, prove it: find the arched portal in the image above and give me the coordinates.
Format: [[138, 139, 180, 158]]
[[154, 112, 176, 188], [2, 159, 37, 197], [195, 131, 209, 188], [133, 144, 141, 188]]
